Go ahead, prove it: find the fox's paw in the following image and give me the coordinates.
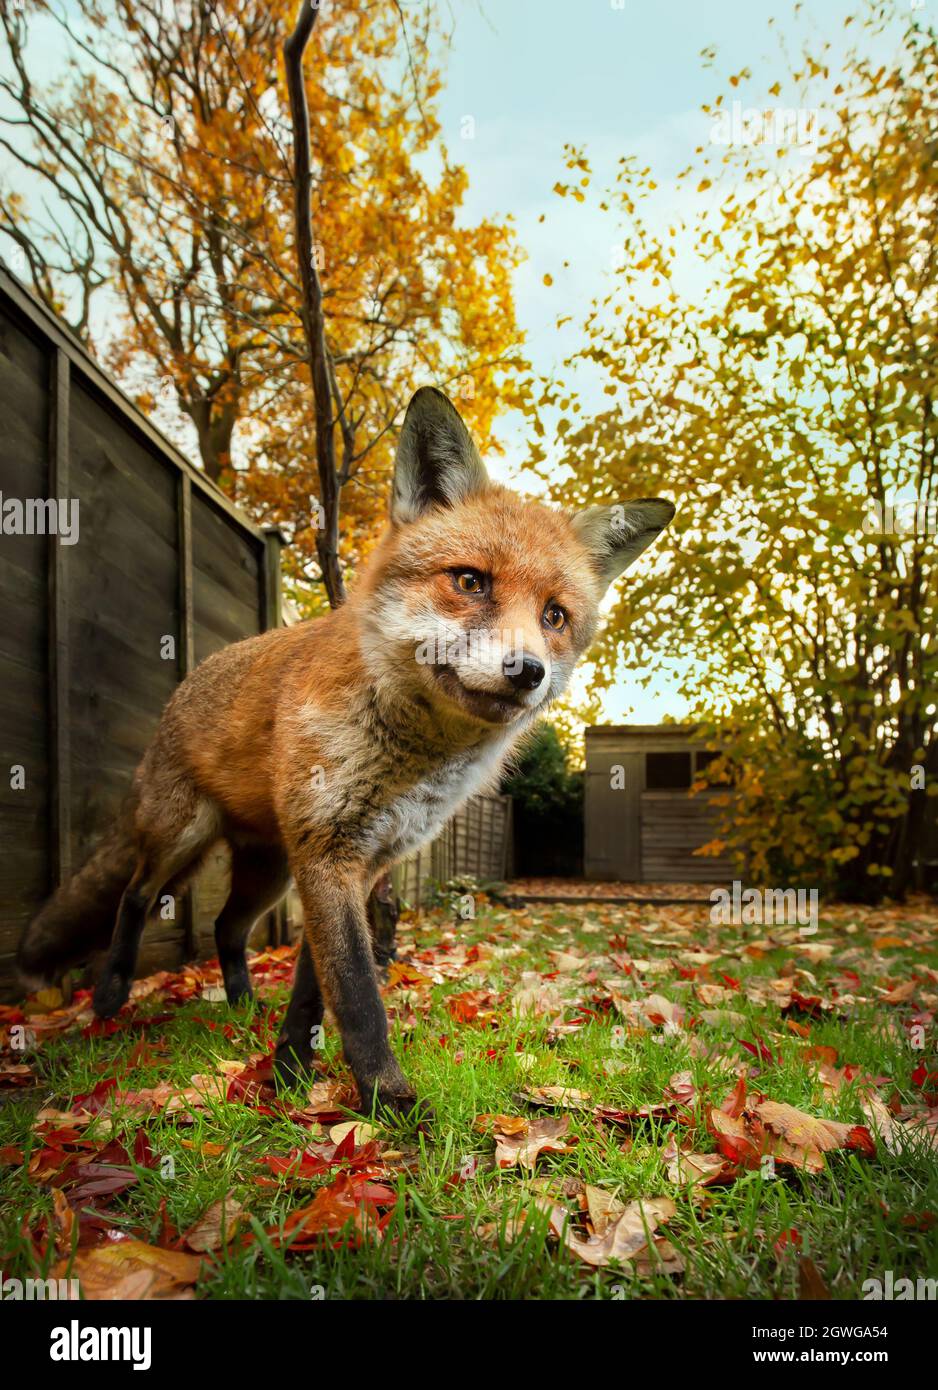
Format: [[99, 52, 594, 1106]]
[[357, 1073, 432, 1130], [93, 971, 131, 1019], [223, 974, 254, 1007], [273, 1036, 314, 1092], [374, 1089, 434, 1133]]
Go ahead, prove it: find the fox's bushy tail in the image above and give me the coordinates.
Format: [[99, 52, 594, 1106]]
[[17, 810, 137, 989]]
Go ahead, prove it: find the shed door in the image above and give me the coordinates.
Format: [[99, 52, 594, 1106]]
[[585, 750, 643, 881]]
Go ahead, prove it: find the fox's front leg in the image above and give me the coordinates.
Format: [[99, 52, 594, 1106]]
[[290, 860, 415, 1116]]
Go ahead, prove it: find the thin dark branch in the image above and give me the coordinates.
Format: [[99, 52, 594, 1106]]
[[283, 0, 346, 607]]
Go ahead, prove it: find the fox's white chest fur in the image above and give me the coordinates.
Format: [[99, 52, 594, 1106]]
[[295, 698, 521, 869], [370, 741, 510, 866]]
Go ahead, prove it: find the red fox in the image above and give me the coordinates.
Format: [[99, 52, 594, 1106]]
[[18, 388, 674, 1115]]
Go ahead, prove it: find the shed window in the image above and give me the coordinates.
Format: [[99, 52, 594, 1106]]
[[645, 751, 692, 789]]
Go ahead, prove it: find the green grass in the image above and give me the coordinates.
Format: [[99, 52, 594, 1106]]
[[1, 896, 936, 1300]]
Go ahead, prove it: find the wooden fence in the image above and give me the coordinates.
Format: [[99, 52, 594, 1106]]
[[0, 268, 283, 995], [393, 794, 513, 911]]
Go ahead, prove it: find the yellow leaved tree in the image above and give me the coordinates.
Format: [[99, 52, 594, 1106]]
[[541, 6, 937, 900]]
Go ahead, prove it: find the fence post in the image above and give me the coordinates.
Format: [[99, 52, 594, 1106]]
[[176, 474, 199, 960], [261, 525, 286, 632], [261, 526, 289, 946], [48, 348, 71, 889]]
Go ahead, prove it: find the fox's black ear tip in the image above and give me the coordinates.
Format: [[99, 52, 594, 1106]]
[[639, 497, 676, 527], [408, 385, 448, 405]]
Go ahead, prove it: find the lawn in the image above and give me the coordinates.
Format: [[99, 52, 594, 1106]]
[[1, 893, 936, 1301]]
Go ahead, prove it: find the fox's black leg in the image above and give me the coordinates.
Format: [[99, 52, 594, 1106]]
[[274, 938, 324, 1088], [368, 872, 399, 981], [288, 863, 415, 1116], [215, 844, 290, 1005], [92, 792, 220, 1019], [93, 881, 150, 1018]]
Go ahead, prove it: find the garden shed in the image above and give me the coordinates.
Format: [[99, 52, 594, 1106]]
[[0, 268, 285, 995], [584, 724, 734, 883]]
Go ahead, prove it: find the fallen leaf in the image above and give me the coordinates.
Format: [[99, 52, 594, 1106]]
[[799, 1256, 831, 1299], [52, 1240, 202, 1300], [494, 1116, 578, 1169], [862, 1094, 938, 1155], [518, 1085, 592, 1109], [183, 1195, 245, 1252], [329, 1120, 378, 1147], [552, 1196, 675, 1267], [584, 1185, 626, 1236]]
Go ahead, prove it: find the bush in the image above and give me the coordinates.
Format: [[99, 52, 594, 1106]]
[[501, 723, 583, 877]]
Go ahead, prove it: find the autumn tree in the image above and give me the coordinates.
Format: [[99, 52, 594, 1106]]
[[0, 0, 525, 606], [543, 6, 937, 900]]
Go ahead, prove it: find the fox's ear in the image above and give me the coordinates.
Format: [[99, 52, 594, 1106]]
[[572, 499, 675, 588], [391, 387, 489, 524]]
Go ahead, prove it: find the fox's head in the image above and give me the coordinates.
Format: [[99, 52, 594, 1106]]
[[356, 387, 674, 735]]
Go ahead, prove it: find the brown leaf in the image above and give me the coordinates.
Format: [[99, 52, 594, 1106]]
[[52, 1240, 203, 1300], [584, 1185, 626, 1236], [552, 1196, 675, 1267], [51, 1188, 76, 1257], [475, 1112, 527, 1135], [663, 1142, 735, 1189], [757, 1100, 867, 1154], [518, 1085, 592, 1109], [862, 1094, 938, 1155], [799, 1256, 831, 1299], [494, 1116, 578, 1169], [183, 1195, 245, 1252], [708, 1094, 875, 1173]]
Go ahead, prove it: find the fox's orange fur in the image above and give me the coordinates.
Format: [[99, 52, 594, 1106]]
[[18, 388, 674, 1113]]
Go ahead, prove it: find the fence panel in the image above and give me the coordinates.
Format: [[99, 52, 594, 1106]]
[[393, 793, 512, 910], [0, 269, 279, 995]]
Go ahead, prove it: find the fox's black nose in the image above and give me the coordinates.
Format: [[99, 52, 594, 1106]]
[[504, 653, 545, 692]]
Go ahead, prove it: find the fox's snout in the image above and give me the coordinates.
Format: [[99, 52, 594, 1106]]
[[425, 621, 552, 716], [503, 651, 545, 692]]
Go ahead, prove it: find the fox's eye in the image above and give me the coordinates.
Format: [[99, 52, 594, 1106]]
[[543, 602, 567, 632], [452, 568, 486, 595]]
